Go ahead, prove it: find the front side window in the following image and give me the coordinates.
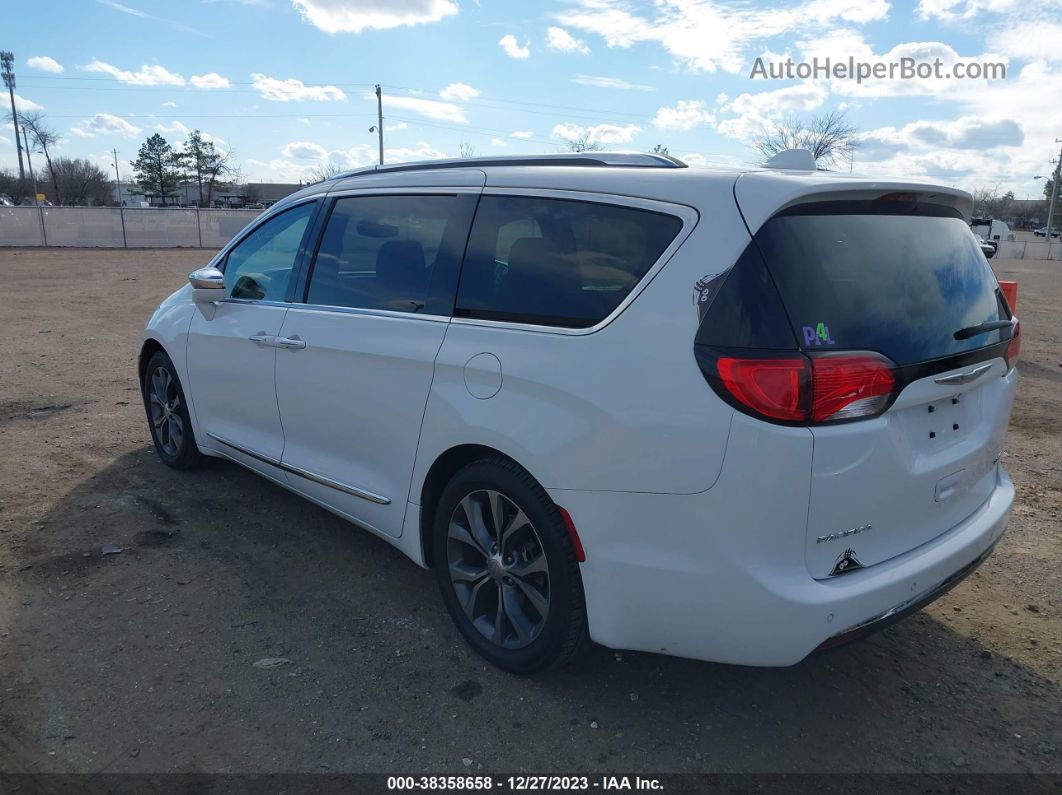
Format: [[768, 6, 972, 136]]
[[223, 201, 316, 301], [306, 194, 465, 314], [455, 196, 683, 328]]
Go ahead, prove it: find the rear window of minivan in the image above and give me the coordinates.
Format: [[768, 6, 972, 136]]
[[455, 196, 683, 328], [754, 199, 1011, 366]]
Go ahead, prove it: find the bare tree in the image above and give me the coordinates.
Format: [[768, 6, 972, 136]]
[[308, 161, 345, 184], [564, 131, 603, 153], [651, 144, 670, 155], [44, 157, 111, 205], [19, 112, 62, 202], [753, 109, 860, 169], [970, 185, 1015, 219], [458, 142, 477, 158]]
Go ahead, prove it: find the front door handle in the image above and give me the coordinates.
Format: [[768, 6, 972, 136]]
[[248, 333, 273, 346], [275, 336, 306, 350]]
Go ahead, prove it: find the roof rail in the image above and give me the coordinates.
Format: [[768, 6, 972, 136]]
[[332, 152, 687, 180]]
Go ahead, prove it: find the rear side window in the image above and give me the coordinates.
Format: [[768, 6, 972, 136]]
[[754, 200, 1010, 366], [455, 196, 683, 328]]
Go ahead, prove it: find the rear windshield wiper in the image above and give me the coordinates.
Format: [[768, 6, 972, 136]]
[[954, 320, 1013, 340]]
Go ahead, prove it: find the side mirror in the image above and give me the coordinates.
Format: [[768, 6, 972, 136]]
[[189, 267, 226, 304]]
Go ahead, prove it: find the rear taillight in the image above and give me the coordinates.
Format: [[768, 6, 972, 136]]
[[715, 355, 809, 422], [1006, 320, 1020, 368], [810, 353, 896, 422], [701, 349, 898, 425]]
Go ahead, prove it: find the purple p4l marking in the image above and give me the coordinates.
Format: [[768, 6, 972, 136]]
[[802, 322, 836, 346]]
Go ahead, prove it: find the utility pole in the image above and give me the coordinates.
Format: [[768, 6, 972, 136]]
[[1046, 140, 1061, 242], [375, 84, 384, 165], [112, 148, 122, 204], [1, 51, 26, 182], [21, 124, 37, 201]]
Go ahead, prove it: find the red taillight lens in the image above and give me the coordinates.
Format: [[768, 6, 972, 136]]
[[810, 354, 896, 422], [704, 350, 898, 425], [715, 355, 809, 422], [1006, 320, 1020, 368]]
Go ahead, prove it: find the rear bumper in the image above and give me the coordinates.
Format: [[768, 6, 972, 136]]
[[550, 461, 1013, 667]]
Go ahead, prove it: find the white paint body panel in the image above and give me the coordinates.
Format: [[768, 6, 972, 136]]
[[141, 163, 1016, 666]]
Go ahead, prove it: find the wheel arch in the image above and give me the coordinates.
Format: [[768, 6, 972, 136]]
[[138, 337, 167, 388], [418, 443, 533, 569]]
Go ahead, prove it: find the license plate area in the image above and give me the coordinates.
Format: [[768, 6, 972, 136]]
[[905, 391, 977, 451]]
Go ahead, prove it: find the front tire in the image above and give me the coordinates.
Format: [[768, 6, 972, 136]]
[[142, 350, 204, 470], [432, 457, 589, 674]]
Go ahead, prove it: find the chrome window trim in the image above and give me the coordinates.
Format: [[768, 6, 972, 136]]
[[206, 432, 391, 505], [450, 187, 699, 337], [325, 185, 483, 198], [286, 302, 450, 323]]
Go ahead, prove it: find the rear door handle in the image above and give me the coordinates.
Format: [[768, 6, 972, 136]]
[[934, 363, 992, 386], [275, 336, 306, 350]]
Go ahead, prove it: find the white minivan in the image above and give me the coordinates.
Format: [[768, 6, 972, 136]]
[[139, 153, 1018, 673]]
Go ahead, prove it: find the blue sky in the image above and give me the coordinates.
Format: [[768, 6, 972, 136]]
[[3, 0, 1060, 198]]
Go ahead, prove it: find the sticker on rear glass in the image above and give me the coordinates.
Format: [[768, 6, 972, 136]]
[[802, 322, 836, 347], [693, 271, 729, 322]]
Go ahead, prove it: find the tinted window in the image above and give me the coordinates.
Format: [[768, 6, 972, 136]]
[[755, 202, 1009, 365], [456, 196, 683, 328], [694, 244, 796, 349], [224, 201, 315, 301], [307, 194, 465, 315]]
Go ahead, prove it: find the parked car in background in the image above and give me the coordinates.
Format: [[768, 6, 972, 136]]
[[975, 235, 996, 258], [1034, 227, 1059, 238], [139, 153, 1019, 673]]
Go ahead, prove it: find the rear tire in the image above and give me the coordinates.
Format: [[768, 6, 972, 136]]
[[432, 457, 589, 674], [142, 350, 205, 470]]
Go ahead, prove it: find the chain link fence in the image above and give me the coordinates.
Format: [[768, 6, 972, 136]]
[[994, 239, 1062, 260], [0, 206, 263, 248]]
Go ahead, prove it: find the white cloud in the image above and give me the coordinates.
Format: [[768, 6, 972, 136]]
[[26, 56, 64, 73], [499, 34, 530, 59], [384, 94, 466, 123], [572, 74, 655, 91], [386, 121, 408, 131], [557, 0, 890, 73], [511, 130, 533, 139], [439, 82, 479, 101], [297, 117, 311, 124], [251, 73, 347, 101], [162, 101, 178, 108], [282, 140, 331, 159], [552, 122, 641, 145], [546, 26, 589, 54], [989, 22, 1062, 62], [12, 94, 45, 113], [70, 112, 142, 138], [190, 72, 231, 89], [716, 82, 829, 141], [490, 138, 506, 146], [245, 139, 449, 181], [292, 0, 458, 33], [653, 100, 715, 131], [80, 59, 186, 86], [155, 121, 191, 136], [915, 0, 1056, 22]]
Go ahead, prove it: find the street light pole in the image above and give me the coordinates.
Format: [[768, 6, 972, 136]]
[[375, 84, 384, 165], [1, 51, 26, 183], [1046, 141, 1061, 242]]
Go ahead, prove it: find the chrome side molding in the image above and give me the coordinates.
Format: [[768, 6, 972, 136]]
[[205, 432, 391, 505]]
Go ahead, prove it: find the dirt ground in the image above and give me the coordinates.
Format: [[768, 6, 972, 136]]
[[0, 247, 1059, 779]]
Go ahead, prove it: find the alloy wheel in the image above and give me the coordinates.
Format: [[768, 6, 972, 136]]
[[148, 366, 184, 457], [446, 489, 550, 649]]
